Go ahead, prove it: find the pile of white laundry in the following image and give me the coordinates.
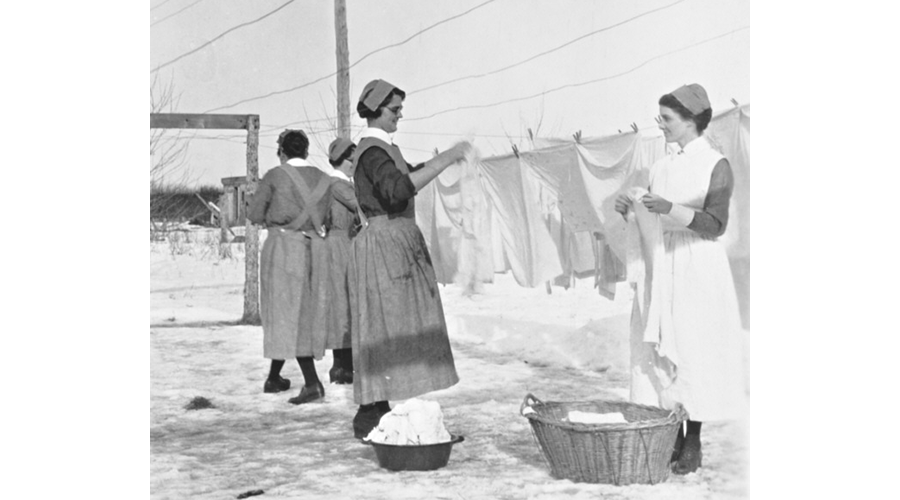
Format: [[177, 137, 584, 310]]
[[365, 399, 453, 445]]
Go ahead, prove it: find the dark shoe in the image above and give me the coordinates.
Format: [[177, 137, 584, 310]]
[[670, 427, 685, 463], [339, 368, 353, 384], [353, 405, 388, 439], [263, 376, 291, 394], [288, 382, 324, 405], [329, 366, 341, 384], [672, 435, 702, 475]]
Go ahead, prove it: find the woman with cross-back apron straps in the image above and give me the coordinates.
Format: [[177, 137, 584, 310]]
[[347, 79, 473, 438], [247, 129, 334, 405]]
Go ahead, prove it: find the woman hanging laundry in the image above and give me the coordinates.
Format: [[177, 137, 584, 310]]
[[348, 79, 472, 438], [615, 83, 747, 475]]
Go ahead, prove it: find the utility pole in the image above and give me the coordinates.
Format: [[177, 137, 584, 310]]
[[334, 0, 350, 139]]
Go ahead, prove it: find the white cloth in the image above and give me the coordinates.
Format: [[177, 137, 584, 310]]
[[629, 136, 747, 422], [365, 399, 452, 445], [624, 187, 675, 363], [566, 411, 627, 425]]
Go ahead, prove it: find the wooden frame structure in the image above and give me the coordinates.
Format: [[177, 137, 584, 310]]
[[150, 113, 261, 325]]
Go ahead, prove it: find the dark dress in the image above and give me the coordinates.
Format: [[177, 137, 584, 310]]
[[349, 136, 459, 405], [324, 175, 357, 350]]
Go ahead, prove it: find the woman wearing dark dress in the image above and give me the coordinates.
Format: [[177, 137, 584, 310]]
[[323, 137, 358, 385], [348, 79, 472, 438]]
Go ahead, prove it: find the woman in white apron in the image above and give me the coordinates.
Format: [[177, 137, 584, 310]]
[[615, 84, 746, 474]]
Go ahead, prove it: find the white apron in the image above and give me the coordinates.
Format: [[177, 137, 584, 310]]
[[629, 137, 747, 421]]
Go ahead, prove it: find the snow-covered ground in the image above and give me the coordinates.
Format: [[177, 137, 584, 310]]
[[150, 229, 749, 499]]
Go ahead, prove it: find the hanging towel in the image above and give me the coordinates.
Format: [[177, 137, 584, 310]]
[[625, 187, 678, 366]]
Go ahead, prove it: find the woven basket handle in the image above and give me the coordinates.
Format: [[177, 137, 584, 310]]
[[520, 393, 543, 416]]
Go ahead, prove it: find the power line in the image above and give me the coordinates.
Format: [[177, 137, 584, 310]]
[[151, 0, 206, 28], [397, 130, 530, 139], [150, 0, 296, 74], [259, 116, 342, 134], [404, 26, 749, 123], [202, 0, 498, 113], [150, 0, 175, 12], [408, 0, 686, 96]]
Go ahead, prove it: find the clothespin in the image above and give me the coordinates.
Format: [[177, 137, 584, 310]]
[[433, 147, 439, 157], [730, 98, 739, 107], [572, 130, 582, 143], [630, 122, 639, 133], [527, 128, 534, 141], [618, 129, 622, 134], [654, 116, 661, 125], [511, 144, 519, 158]]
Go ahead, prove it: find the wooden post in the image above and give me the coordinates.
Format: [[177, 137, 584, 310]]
[[149, 113, 262, 324], [334, 0, 350, 139], [242, 115, 261, 325]]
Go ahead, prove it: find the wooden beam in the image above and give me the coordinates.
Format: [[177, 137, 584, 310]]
[[150, 113, 256, 130]]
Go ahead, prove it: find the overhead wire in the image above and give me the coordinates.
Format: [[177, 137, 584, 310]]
[[404, 26, 750, 123], [151, 0, 206, 28], [202, 0, 498, 113], [224, 0, 689, 141], [150, 0, 175, 12], [397, 130, 530, 139], [407, 0, 687, 96], [150, 0, 296, 74]]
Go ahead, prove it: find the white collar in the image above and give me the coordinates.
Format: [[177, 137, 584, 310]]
[[677, 135, 710, 156], [360, 127, 393, 144], [286, 157, 314, 167], [329, 169, 352, 182], [287, 157, 334, 175]]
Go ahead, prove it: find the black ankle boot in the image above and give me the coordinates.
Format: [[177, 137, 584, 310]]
[[673, 434, 702, 475], [329, 366, 343, 384], [353, 404, 388, 439], [671, 426, 685, 463]]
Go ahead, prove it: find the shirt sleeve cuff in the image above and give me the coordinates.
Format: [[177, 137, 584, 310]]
[[668, 203, 695, 226]]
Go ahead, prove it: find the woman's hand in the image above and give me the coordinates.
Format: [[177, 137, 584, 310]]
[[641, 193, 673, 214], [614, 193, 632, 219], [448, 141, 473, 162]]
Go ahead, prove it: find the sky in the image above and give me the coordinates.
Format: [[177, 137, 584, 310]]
[[149, 0, 750, 187]]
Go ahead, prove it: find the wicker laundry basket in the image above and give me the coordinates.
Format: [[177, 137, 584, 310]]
[[520, 393, 687, 485]]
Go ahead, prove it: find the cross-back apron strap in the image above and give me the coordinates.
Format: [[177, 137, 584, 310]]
[[278, 165, 329, 233]]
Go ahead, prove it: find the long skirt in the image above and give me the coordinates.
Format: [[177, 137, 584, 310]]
[[324, 229, 352, 350], [348, 216, 459, 404], [259, 228, 330, 360], [630, 231, 747, 422]]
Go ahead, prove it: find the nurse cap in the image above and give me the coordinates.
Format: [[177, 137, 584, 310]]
[[670, 83, 711, 115], [358, 79, 405, 113], [327, 137, 355, 163]]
